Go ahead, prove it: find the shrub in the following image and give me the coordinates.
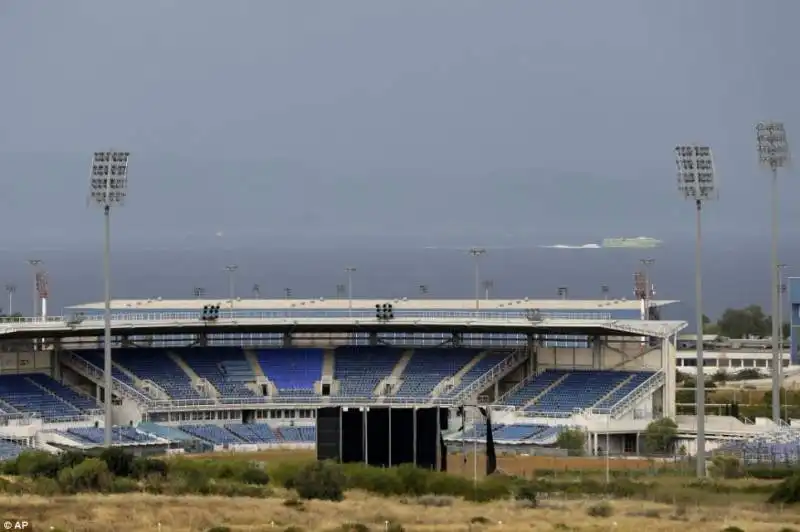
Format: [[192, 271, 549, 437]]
[[415, 495, 454, 507], [515, 482, 538, 507], [110, 476, 139, 493], [283, 498, 306, 511], [586, 501, 614, 518], [29, 477, 61, 496], [292, 461, 345, 501], [720, 527, 745, 532], [206, 527, 232, 532], [57, 458, 113, 493], [385, 522, 404, 532], [768, 474, 800, 504], [58, 450, 88, 471], [238, 464, 271, 485], [97, 447, 135, 477], [132, 457, 167, 479], [470, 516, 491, 524], [710, 455, 743, 479], [14, 450, 60, 479]]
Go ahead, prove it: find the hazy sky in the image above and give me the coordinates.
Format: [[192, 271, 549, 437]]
[[1, 0, 798, 250]]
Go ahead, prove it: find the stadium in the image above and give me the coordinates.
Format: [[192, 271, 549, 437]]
[[0, 293, 796, 466]]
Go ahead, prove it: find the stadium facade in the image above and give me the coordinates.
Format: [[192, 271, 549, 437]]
[[790, 277, 800, 364], [0, 296, 783, 464]]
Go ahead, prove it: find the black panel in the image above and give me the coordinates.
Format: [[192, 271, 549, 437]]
[[390, 408, 414, 466], [366, 407, 390, 467], [415, 408, 438, 471], [316, 407, 341, 462], [341, 408, 365, 463]]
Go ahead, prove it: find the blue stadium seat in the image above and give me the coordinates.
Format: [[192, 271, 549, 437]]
[[256, 349, 322, 395], [278, 426, 315, 442], [440, 351, 509, 397], [176, 347, 257, 397], [112, 349, 201, 400], [0, 375, 85, 420], [65, 426, 159, 445], [593, 372, 654, 412], [0, 441, 25, 461], [138, 422, 195, 442], [25, 373, 98, 411], [502, 370, 568, 408], [178, 424, 244, 445], [395, 348, 481, 397], [72, 350, 137, 387], [224, 423, 277, 443], [333, 347, 405, 396]]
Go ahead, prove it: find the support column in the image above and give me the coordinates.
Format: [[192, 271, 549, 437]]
[[661, 335, 676, 419], [451, 332, 463, 347], [282, 332, 293, 348], [369, 332, 378, 346], [591, 336, 602, 369], [198, 332, 208, 347]]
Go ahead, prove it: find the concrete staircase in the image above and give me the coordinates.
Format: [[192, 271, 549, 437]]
[[432, 353, 488, 397], [523, 373, 570, 409], [322, 349, 336, 379], [391, 350, 414, 379], [167, 351, 201, 382], [244, 350, 267, 379], [166, 351, 219, 398]]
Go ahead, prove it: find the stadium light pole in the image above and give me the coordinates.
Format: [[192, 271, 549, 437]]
[[26, 259, 42, 318], [778, 264, 788, 390], [345, 267, 356, 316], [469, 248, 486, 311], [601, 284, 610, 300], [5, 284, 15, 316], [193, 286, 206, 299], [482, 280, 493, 301], [757, 121, 790, 426], [224, 265, 238, 300], [88, 150, 130, 448], [675, 144, 716, 477], [418, 284, 429, 297]]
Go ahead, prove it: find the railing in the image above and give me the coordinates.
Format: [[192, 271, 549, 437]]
[[5, 309, 619, 325], [144, 395, 457, 411], [450, 348, 527, 404], [495, 367, 543, 404], [63, 351, 152, 405], [605, 370, 665, 418]]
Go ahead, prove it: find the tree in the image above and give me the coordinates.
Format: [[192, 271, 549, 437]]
[[642, 418, 678, 454], [716, 305, 771, 338], [0, 312, 24, 323], [555, 428, 586, 456]]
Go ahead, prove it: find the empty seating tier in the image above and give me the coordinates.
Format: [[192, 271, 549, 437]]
[[503, 370, 654, 416], [256, 349, 323, 394], [333, 347, 405, 396], [177, 347, 256, 397], [395, 348, 481, 397], [111, 349, 200, 400], [0, 374, 87, 420], [440, 350, 509, 397]]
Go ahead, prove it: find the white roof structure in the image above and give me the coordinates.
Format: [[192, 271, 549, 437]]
[[0, 314, 687, 340], [67, 297, 678, 312]]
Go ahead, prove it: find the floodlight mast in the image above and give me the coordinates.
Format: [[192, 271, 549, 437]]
[[4, 284, 15, 316], [88, 150, 129, 448], [345, 267, 356, 317], [757, 121, 790, 425], [27, 259, 42, 318], [675, 144, 716, 478], [469, 248, 486, 311], [224, 265, 238, 300]]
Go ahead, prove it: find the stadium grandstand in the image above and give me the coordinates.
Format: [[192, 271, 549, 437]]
[[0, 296, 782, 463]]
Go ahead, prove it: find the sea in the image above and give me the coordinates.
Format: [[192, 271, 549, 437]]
[[0, 234, 793, 328]]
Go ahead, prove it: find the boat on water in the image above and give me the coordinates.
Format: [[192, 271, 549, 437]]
[[602, 237, 662, 248]]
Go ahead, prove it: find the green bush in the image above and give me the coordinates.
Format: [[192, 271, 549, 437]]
[[14, 450, 60, 479], [292, 461, 346, 501], [28, 476, 61, 496], [238, 464, 271, 486], [97, 447, 135, 477], [710, 456, 743, 479], [57, 458, 113, 493], [132, 456, 168, 479], [768, 474, 800, 504], [58, 450, 88, 471], [110, 476, 140, 493]]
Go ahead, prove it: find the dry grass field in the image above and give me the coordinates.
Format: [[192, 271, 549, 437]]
[[195, 449, 666, 477], [2, 490, 798, 532]]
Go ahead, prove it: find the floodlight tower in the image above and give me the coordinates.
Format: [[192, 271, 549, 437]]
[[778, 264, 788, 384], [756, 121, 790, 425], [675, 144, 716, 477], [26, 259, 42, 318], [88, 149, 130, 448], [469, 248, 486, 311], [345, 267, 357, 316], [5, 284, 15, 316], [224, 265, 238, 300], [601, 284, 610, 300], [193, 286, 206, 299]]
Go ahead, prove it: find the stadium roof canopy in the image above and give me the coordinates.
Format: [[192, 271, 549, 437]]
[[67, 297, 678, 312], [0, 316, 687, 340]]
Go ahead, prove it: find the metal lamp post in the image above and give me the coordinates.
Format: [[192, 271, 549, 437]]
[[345, 267, 356, 316], [469, 248, 486, 311], [88, 150, 130, 447], [675, 144, 717, 477], [756, 121, 790, 425]]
